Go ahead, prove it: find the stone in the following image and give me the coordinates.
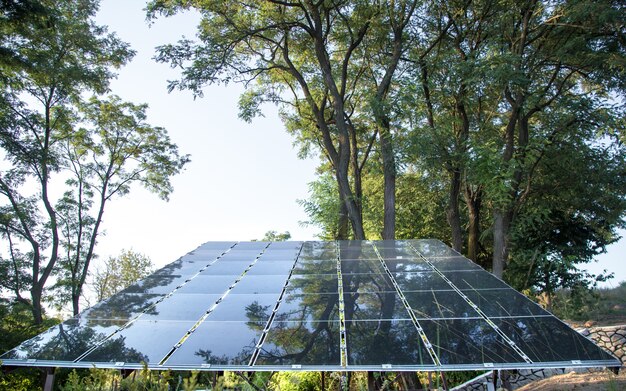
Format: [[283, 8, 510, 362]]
[[610, 334, 626, 344]]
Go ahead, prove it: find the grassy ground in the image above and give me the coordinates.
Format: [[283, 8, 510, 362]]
[[515, 369, 626, 391]]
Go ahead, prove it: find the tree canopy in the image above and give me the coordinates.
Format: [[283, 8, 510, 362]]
[[0, 0, 189, 323], [150, 0, 626, 298]]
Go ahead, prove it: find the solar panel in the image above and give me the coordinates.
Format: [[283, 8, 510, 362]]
[[1, 240, 620, 372]]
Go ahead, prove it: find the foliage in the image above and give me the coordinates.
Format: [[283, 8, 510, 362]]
[[0, 299, 59, 353], [270, 372, 322, 391], [260, 230, 291, 242], [91, 249, 154, 302], [550, 281, 626, 323], [0, 299, 59, 390]]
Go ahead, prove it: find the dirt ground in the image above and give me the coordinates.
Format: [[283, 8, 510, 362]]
[[514, 369, 626, 391]]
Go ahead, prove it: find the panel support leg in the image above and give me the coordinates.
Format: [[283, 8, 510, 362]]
[[440, 372, 448, 390], [43, 368, 55, 391], [367, 371, 376, 391]]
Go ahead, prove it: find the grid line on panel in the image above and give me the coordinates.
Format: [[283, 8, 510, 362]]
[[336, 241, 348, 368], [73, 243, 236, 363], [371, 243, 442, 367], [406, 242, 534, 365], [248, 242, 304, 366], [159, 242, 272, 366]]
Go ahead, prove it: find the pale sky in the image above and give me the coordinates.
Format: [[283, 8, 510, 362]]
[[93, 0, 624, 287]]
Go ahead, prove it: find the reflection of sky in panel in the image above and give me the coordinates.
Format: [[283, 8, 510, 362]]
[[255, 321, 341, 366], [443, 271, 509, 290], [462, 289, 551, 318], [342, 273, 395, 293], [152, 259, 210, 276], [140, 293, 222, 321], [259, 250, 300, 261], [404, 290, 478, 319], [218, 252, 261, 261], [174, 275, 234, 294], [427, 257, 483, 271], [81, 293, 162, 321], [380, 258, 431, 272], [246, 261, 294, 275], [164, 321, 264, 366], [409, 239, 461, 257], [1, 318, 125, 361], [267, 241, 303, 250], [232, 242, 270, 250], [341, 259, 384, 274], [275, 293, 340, 323], [207, 294, 280, 322], [286, 274, 338, 295], [230, 274, 288, 294], [496, 317, 619, 363], [292, 260, 337, 275], [392, 272, 451, 291], [121, 274, 189, 295], [81, 320, 194, 364], [343, 291, 411, 320], [420, 318, 525, 365], [195, 242, 237, 251], [346, 320, 433, 366], [197, 261, 251, 275]]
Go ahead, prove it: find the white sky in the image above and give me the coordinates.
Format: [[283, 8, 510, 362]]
[[93, 0, 625, 287]]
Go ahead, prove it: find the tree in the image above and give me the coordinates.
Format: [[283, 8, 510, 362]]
[[260, 230, 292, 242], [480, 0, 626, 277], [148, 0, 428, 240], [0, 0, 188, 322], [53, 96, 189, 315], [92, 249, 154, 302]]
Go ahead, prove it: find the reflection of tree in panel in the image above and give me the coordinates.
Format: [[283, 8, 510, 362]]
[[3, 320, 145, 363], [120, 274, 183, 296], [346, 321, 429, 365], [84, 294, 160, 321], [256, 278, 341, 365], [257, 320, 340, 365], [245, 301, 273, 325], [195, 349, 241, 366], [342, 244, 397, 328], [424, 319, 517, 364]]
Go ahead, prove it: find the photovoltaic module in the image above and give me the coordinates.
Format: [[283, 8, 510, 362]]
[[1, 240, 620, 371]]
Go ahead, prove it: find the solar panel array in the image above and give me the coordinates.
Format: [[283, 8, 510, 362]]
[[2, 240, 620, 371]]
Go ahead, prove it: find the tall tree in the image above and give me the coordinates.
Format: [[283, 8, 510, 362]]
[[484, 0, 626, 277], [53, 96, 189, 315], [0, 0, 132, 323], [0, 0, 188, 322], [149, 0, 410, 240]]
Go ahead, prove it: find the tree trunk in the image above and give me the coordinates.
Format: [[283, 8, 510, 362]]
[[31, 287, 43, 325], [72, 292, 80, 316], [380, 124, 396, 240], [336, 169, 365, 240], [337, 201, 350, 240], [492, 209, 511, 278], [447, 170, 463, 252], [464, 185, 482, 263]]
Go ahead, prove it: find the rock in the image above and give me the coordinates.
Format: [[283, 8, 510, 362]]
[[584, 320, 596, 328], [610, 334, 626, 344]]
